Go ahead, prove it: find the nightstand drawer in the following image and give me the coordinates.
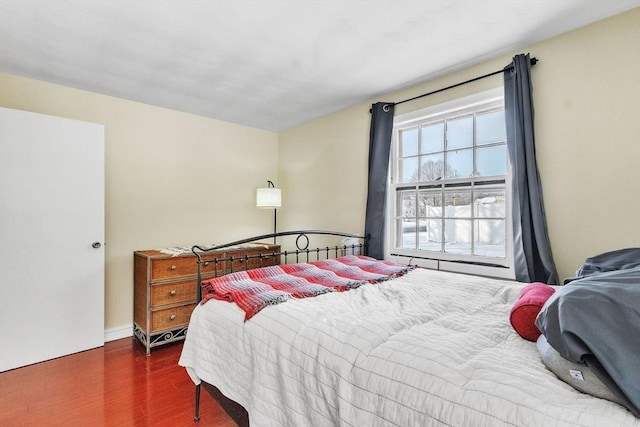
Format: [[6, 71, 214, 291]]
[[150, 280, 196, 307], [150, 254, 224, 280], [150, 257, 198, 280], [150, 304, 196, 332]]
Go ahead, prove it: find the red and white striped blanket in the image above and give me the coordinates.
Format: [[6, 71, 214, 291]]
[[201, 255, 414, 320]]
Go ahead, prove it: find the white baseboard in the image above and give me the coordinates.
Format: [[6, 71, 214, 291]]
[[104, 325, 133, 342]]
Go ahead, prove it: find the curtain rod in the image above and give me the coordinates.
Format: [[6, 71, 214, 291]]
[[393, 57, 538, 107]]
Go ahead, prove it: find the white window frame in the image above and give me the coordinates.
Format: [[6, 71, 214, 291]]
[[385, 88, 515, 280]]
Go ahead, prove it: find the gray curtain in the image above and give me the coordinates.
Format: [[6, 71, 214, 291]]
[[364, 102, 395, 259], [504, 54, 559, 284]]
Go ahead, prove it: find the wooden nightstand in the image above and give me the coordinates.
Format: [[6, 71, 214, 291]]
[[133, 244, 280, 354]]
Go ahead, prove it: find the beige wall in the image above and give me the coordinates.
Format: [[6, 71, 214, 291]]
[[0, 74, 278, 333], [279, 8, 640, 282]]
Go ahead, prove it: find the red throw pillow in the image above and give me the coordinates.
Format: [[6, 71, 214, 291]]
[[509, 283, 556, 341]]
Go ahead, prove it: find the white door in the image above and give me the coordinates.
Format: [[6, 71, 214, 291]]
[[0, 107, 104, 372]]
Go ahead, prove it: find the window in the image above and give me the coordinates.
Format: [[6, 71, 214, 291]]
[[387, 88, 513, 278]]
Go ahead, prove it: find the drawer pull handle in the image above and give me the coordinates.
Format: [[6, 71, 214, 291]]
[[169, 314, 176, 321], [170, 265, 177, 271], [169, 290, 177, 296], [204, 261, 209, 267]]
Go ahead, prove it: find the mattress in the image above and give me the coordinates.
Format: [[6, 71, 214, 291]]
[[179, 267, 639, 426]]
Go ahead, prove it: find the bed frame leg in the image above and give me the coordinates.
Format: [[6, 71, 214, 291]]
[[194, 383, 201, 421]]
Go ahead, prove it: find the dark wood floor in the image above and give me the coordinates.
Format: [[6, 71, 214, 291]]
[[0, 338, 238, 427]]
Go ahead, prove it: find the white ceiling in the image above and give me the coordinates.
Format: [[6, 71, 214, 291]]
[[1, 1, 638, 132]]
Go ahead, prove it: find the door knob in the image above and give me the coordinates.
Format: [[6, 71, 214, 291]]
[[92, 242, 102, 249]]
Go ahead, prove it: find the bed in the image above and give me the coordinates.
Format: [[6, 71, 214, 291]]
[[178, 232, 640, 426]]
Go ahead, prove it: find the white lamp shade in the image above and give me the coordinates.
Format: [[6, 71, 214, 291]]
[[256, 187, 281, 209]]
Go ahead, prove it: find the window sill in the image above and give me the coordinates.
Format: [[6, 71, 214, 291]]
[[388, 254, 516, 281]]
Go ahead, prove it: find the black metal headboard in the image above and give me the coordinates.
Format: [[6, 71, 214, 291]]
[[191, 230, 369, 301]]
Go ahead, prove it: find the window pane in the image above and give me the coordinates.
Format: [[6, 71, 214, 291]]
[[476, 145, 507, 177], [473, 189, 506, 218], [401, 218, 418, 234], [399, 157, 419, 183], [420, 122, 444, 154], [444, 189, 471, 218], [398, 189, 416, 217], [446, 148, 473, 179], [396, 218, 416, 249], [420, 154, 445, 181], [474, 219, 505, 257], [418, 219, 442, 251], [477, 110, 506, 145], [417, 190, 442, 218], [399, 128, 418, 157], [446, 116, 473, 149], [444, 219, 471, 255]]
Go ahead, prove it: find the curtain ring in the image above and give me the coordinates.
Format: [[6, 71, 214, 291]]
[[382, 104, 391, 112]]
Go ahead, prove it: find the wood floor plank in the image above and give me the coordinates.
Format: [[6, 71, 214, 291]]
[[0, 338, 235, 426]]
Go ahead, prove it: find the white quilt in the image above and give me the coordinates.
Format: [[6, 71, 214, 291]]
[[179, 267, 639, 427]]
